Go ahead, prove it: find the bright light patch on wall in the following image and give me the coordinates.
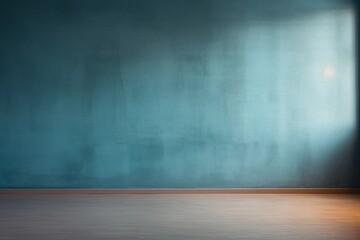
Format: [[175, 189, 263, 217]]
[[323, 65, 335, 78]]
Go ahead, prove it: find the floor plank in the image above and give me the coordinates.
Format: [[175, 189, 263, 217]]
[[0, 194, 359, 239]]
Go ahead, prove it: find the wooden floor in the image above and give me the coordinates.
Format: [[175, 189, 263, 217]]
[[0, 194, 359, 240]]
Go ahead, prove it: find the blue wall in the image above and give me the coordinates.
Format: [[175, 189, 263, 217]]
[[0, 0, 357, 188]]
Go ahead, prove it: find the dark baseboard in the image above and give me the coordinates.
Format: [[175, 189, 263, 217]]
[[0, 188, 359, 194]]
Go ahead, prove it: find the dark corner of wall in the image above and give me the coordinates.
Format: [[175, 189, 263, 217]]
[[354, 0, 360, 188]]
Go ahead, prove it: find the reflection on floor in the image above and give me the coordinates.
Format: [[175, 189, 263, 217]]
[[0, 194, 359, 240]]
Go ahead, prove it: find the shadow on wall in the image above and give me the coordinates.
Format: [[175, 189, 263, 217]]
[[0, 0, 357, 188], [322, 134, 356, 188]]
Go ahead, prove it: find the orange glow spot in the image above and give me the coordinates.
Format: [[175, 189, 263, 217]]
[[323, 66, 335, 78]]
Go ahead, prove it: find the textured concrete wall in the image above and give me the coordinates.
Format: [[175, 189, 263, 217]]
[[0, 0, 356, 188]]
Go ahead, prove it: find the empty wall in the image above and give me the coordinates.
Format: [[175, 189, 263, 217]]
[[0, 0, 356, 188]]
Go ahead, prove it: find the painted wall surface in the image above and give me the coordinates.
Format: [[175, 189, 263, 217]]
[[0, 0, 356, 188]]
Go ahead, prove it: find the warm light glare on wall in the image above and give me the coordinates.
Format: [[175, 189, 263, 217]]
[[323, 66, 335, 78]]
